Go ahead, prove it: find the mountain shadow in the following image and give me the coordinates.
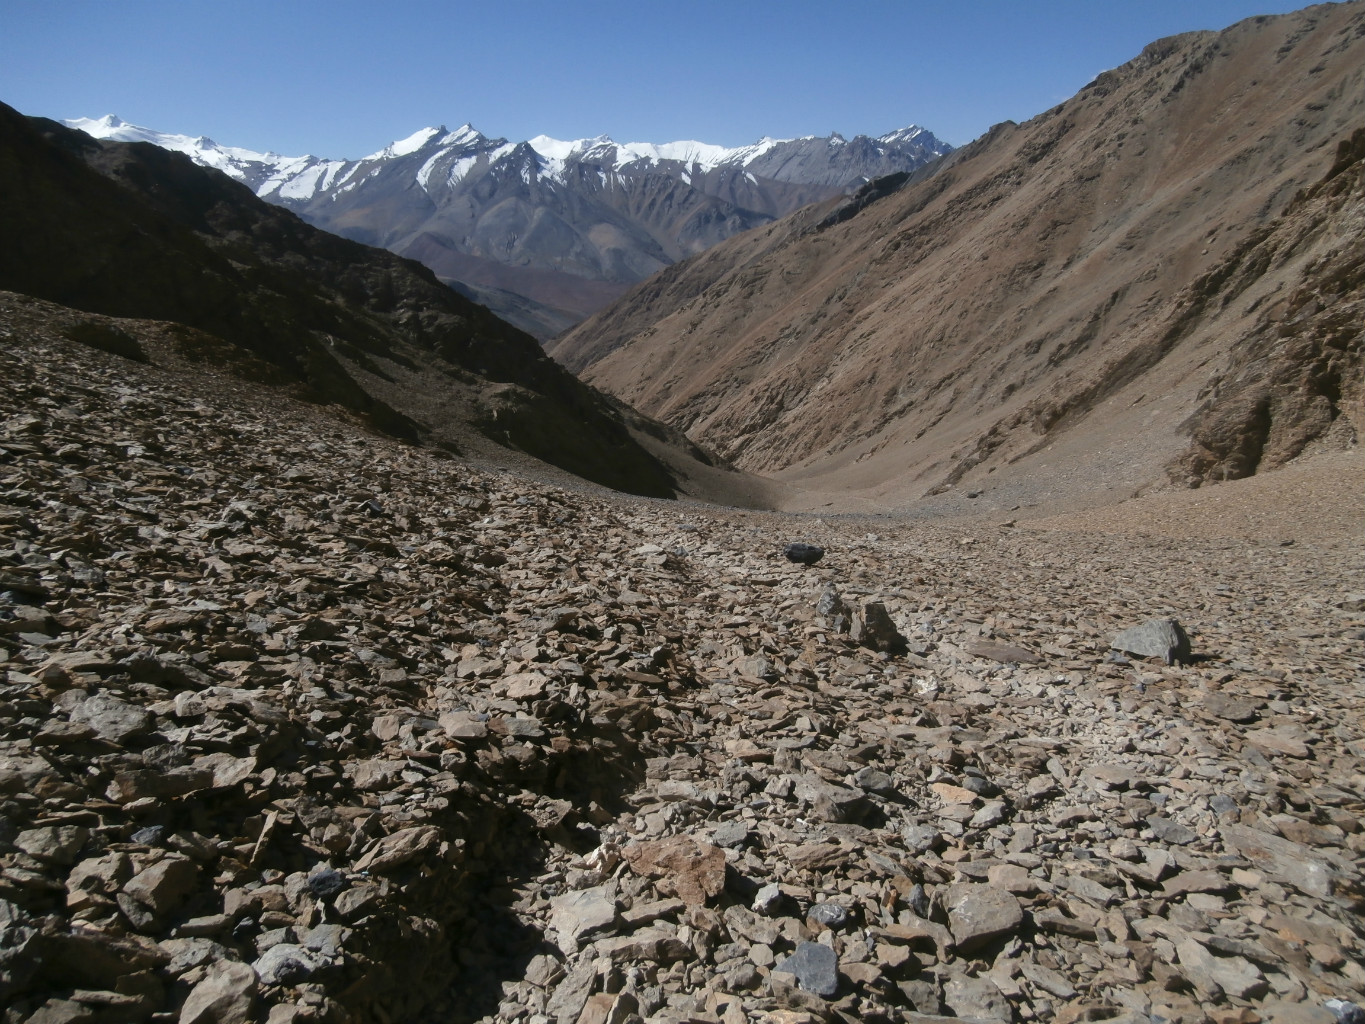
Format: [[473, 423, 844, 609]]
[[0, 101, 684, 499]]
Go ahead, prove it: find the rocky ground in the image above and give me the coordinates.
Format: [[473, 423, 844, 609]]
[[1, 300, 1362, 1024]]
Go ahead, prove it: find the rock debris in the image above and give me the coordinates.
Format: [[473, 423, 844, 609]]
[[1, 313, 1362, 1024]]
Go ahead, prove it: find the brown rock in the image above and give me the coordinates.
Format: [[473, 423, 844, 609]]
[[124, 856, 199, 915], [787, 843, 850, 872], [353, 825, 444, 873], [1244, 726, 1312, 759], [179, 960, 258, 1024], [596, 927, 692, 964], [623, 835, 726, 906], [944, 883, 1022, 953], [930, 782, 979, 805], [1201, 692, 1259, 723], [1161, 869, 1232, 897], [963, 639, 1043, 664]]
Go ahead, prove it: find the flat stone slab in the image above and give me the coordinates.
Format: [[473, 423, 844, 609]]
[[963, 639, 1043, 664], [549, 886, 618, 952]]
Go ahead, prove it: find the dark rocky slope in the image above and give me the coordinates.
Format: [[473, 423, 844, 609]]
[[0, 102, 703, 500]]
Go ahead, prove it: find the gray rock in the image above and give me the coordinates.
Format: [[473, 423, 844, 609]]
[[545, 961, 595, 1024], [710, 820, 750, 848], [123, 856, 198, 915], [298, 923, 349, 957], [523, 953, 564, 988], [792, 772, 867, 823], [549, 885, 618, 951], [0, 899, 40, 1001], [67, 692, 155, 743], [775, 940, 839, 998], [306, 869, 346, 900], [943, 971, 1013, 1022], [807, 902, 850, 929], [26, 999, 96, 1024], [901, 822, 941, 854], [1176, 936, 1267, 1000], [908, 883, 931, 919], [131, 825, 168, 846], [853, 766, 895, 794], [502, 715, 546, 739], [15, 826, 89, 865], [1019, 960, 1078, 999], [753, 882, 785, 916], [160, 938, 235, 976], [1147, 815, 1199, 845], [969, 800, 1008, 828], [817, 584, 849, 620], [252, 943, 327, 986], [723, 904, 781, 946], [1111, 618, 1192, 665], [944, 883, 1023, 952], [851, 602, 907, 653], [784, 543, 824, 565], [1219, 823, 1338, 898]]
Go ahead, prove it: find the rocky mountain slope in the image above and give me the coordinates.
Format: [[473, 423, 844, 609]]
[[2, 291, 1362, 1024], [63, 117, 951, 338], [0, 101, 743, 501], [552, 2, 1364, 512]]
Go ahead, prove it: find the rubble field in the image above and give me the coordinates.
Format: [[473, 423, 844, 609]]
[[1, 304, 1362, 1024]]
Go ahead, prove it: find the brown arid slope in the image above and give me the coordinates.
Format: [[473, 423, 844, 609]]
[[552, 2, 1365, 513]]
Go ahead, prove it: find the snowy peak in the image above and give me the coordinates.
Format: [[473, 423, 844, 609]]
[[66, 114, 950, 201], [63, 113, 952, 336], [879, 125, 931, 145], [364, 126, 445, 161], [439, 123, 487, 147], [519, 127, 949, 180], [60, 114, 319, 193], [61, 114, 287, 164]]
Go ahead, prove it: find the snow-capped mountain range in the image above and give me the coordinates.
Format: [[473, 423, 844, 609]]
[[65, 115, 952, 338]]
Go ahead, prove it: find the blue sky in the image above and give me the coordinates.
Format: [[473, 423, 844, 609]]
[[1, 0, 1323, 156]]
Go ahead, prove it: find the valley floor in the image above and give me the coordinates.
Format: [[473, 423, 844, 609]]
[[1, 301, 1362, 1024]]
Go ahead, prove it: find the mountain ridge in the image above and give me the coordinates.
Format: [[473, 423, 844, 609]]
[[552, 1, 1365, 514], [1, 102, 746, 501], [62, 115, 952, 338]]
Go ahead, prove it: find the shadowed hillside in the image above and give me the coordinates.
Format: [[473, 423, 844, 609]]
[[0, 102, 710, 500]]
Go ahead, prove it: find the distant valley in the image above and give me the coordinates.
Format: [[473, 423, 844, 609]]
[[26, 1, 1365, 519], [64, 116, 951, 339], [553, 1, 1364, 514]]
